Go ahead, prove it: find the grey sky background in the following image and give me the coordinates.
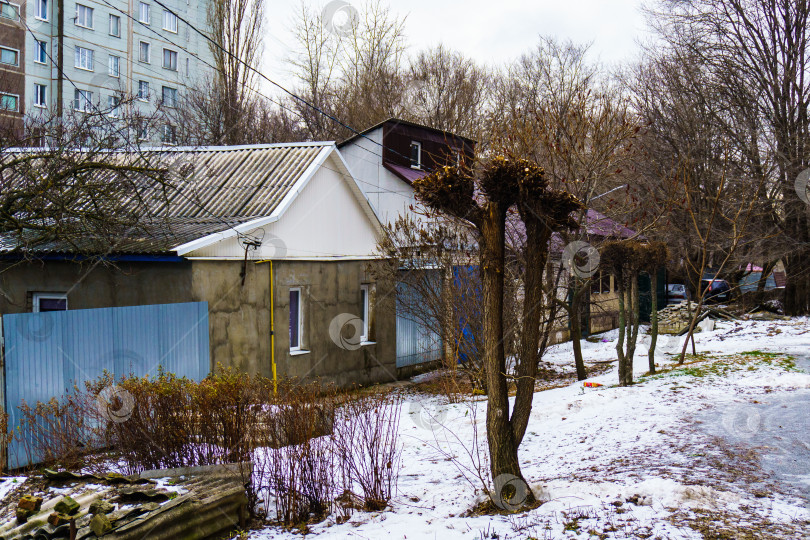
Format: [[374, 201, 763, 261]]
[[261, 0, 651, 95]]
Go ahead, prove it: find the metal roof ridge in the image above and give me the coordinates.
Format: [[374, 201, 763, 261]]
[[139, 141, 336, 152]]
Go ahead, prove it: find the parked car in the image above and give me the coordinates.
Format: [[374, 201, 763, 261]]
[[701, 279, 732, 303], [667, 284, 689, 305]]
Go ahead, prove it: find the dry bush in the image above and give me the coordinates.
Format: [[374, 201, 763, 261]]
[[333, 390, 403, 511], [14, 391, 99, 470]]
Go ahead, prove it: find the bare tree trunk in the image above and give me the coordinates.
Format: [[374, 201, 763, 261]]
[[570, 286, 588, 381], [480, 203, 530, 495], [648, 271, 659, 374], [616, 276, 628, 385]]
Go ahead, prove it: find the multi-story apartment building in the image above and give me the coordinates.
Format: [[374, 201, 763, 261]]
[[0, 0, 26, 137], [1, 0, 213, 143]]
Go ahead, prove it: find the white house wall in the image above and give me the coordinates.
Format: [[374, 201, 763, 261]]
[[340, 129, 419, 227], [185, 154, 381, 260]]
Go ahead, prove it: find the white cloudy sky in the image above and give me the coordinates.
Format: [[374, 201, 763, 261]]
[[261, 0, 651, 94]]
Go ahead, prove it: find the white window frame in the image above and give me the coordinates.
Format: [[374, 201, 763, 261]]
[[33, 84, 47, 108], [73, 88, 92, 112], [360, 284, 370, 342], [162, 9, 177, 32], [108, 55, 119, 77], [162, 48, 177, 71], [289, 287, 305, 352], [32, 292, 67, 312], [410, 141, 422, 170], [74, 46, 94, 71], [0, 1, 20, 21], [139, 41, 150, 63], [108, 95, 120, 117], [34, 0, 48, 20], [138, 1, 150, 24], [161, 85, 177, 107], [0, 46, 20, 67], [34, 39, 48, 64], [0, 92, 19, 112], [137, 80, 149, 101], [75, 3, 93, 29], [109, 14, 120, 37]]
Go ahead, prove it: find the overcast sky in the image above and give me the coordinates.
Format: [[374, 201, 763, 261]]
[[261, 0, 651, 94]]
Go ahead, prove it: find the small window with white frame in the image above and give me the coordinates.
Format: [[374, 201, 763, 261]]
[[410, 141, 422, 169], [32, 292, 67, 312], [139, 41, 150, 63], [289, 287, 304, 351], [74, 46, 93, 71], [162, 9, 177, 32], [0, 46, 20, 67], [138, 1, 150, 23], [162, 48, 177, 71], [75, 4, 93, 28], [35, 40, 48, 64], [73, 88, 92, 112], [0, 93, 19, 112], [137, 80, 149, 101], [109, 14, 120, 37], [34, 0, 48, 20], [108, 95, 120, 117], [360, 284, 370, 342], [109, 55, 120, 77], [33, 84, 47, 108], [0, 1, 20, 20]]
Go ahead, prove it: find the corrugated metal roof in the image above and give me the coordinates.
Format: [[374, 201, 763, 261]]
[[0, 143, 332, 255]]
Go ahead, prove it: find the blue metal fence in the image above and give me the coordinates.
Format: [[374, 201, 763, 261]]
[[395, 279, 442, 369], [1, 302, 210, 469]]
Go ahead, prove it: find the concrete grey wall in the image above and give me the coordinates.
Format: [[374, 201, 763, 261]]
[[0, 259, 192, 314], [272, 260, 397, 387], [0, 258, 397, 388], [190, 260, 271, 377]]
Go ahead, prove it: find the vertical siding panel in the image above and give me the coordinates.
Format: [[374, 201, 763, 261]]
[[2, 302, 210, 469]]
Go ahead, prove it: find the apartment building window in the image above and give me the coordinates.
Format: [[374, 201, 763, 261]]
[[108, 55, 119, 77], [139, 41, 150, 63], [162, 48, 177, 71], [161, 86, 177, 107], [135, 120, 148, 140], [0, 93, 19, 112], [162, 9, 177, 32], [109, 14, 120, 37], [33, 84, 47, 107], [137, 80, 149, 101], [138, 2, 150, 24], [34, 0, 47, 20], [73, 89, 92, 112], [162, 124, 176, 144], [0, 47, 19, 67], [74, 46, 94, 71], [75, 4, 93, 28], [0, 1, 19, 20], [108, 95, 120, 117], [35, 40, 48, 64]]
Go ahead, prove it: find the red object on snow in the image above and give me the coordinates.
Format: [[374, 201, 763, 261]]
[[583, 382, 603, 388]]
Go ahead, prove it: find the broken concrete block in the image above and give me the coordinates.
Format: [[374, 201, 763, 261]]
[[15, 507, 34, 522], [54, 495, 80, 515], [48, 512, 72, 526], [18, 494, 44, 512], [90, 513, 113, 536], [89, 499, 115, 515]]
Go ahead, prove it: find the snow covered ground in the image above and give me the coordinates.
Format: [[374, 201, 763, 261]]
[[246, 318, 810, 539]]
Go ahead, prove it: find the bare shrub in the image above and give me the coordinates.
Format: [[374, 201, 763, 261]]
[[334, 390, 403, 511], [14, 391, 99, 470]]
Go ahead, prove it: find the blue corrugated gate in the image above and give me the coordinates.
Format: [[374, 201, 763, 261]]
[[395, 279, 442, 369], [1, 302, 210, 469]]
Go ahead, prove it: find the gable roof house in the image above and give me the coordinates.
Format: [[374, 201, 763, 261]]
[[0, 142, 397, 387], [338, 118, 476, 227]]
